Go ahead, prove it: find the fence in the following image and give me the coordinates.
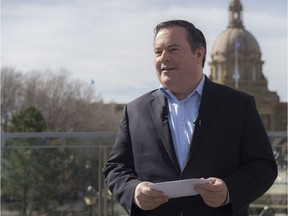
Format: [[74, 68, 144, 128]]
[[1, 132, 287, 216]]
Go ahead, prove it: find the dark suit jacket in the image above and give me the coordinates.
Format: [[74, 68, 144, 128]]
[[104, 77, 277, 216]]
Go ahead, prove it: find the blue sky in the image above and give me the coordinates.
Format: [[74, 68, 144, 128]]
[[2, 0, 287, 103]]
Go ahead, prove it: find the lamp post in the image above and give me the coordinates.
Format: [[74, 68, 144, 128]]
[[107, 189, 114, 216], [83, 186, 97, 216], [259, 206, 274, 216]]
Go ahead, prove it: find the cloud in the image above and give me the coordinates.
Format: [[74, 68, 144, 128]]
[[2, 0, 287, 103]]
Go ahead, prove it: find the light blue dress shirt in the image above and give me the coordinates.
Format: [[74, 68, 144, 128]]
[[160, 75, 205, 170]]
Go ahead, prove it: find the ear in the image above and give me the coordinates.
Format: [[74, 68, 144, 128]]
[[196, 47, 205, 65]]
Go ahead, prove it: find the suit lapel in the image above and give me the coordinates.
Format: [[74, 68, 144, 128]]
[[187, 78, 222, 161], [149, 91, 181, 173]]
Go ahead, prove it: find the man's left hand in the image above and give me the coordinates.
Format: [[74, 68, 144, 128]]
[[194, 177, 228, 208]]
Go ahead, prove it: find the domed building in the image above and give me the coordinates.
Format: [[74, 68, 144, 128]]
[[209, 0, 287, 131]]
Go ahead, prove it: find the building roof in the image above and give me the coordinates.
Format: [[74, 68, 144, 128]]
[[211, 0, 261, 60]]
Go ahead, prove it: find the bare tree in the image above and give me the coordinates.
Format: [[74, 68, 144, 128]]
[[1, 67, 121, 132], [1, 67, 24, 130]]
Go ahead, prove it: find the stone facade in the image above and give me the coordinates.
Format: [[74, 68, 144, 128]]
[[209, 0, 287, 131]]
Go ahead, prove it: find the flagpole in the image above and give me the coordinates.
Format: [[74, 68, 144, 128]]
[[234, 39, 240, 88]]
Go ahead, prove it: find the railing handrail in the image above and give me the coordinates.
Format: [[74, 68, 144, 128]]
[[1, 131, 287, 138], [1, 131, 286, 149], [1, 131, 117, 138]]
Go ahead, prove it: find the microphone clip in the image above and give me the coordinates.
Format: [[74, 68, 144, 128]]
[[161, 106, 168, 122]]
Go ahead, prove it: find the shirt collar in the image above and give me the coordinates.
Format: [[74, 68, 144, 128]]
[[160, 74, 205, 102]]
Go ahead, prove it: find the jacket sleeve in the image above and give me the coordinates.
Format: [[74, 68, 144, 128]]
[[224, 96, 278, 215], [103, 105, 142, 215]]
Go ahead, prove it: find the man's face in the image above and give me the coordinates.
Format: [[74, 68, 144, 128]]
[[154, 26, 204, 100]]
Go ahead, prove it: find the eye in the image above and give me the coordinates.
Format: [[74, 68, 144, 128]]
[[154, 50, 162, 56], [170, 48, 179, 52]]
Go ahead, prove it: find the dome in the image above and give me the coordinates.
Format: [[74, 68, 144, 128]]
[[211, 27, 261, 59], [211, 0, 262, 61]]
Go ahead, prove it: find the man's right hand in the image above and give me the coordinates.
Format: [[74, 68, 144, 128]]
[[134, 181, 169, 210]]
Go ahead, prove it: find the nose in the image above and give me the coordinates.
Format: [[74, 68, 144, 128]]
[[160, 50, 171, 63]]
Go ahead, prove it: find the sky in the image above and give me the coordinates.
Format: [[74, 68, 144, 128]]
[[2, 0, 287, 103]]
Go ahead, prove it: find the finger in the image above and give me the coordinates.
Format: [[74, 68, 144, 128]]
[[201, 184, 222, 192], [195, 184, 218, 195], [207, 178, 216, 184], [199, 190, 227, 207], [201, 193, 224, 207], [198, 188, 217, 198], [141, 191, 168, 203], [147, 188, 167, 197], [134, 181, 170, 210], [137, 193, 168, 210], [198, 178, 225, 192]]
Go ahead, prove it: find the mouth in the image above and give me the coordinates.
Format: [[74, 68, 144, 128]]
[[161, 67, 176, 72]]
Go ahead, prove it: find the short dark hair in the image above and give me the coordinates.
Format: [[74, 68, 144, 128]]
[[154, 20, 206, 68]]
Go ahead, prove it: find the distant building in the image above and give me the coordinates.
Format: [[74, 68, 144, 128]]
[[209, 0, 287, 131]]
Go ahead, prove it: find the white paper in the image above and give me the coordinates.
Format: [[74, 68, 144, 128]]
[[148, 178, 209, 198]]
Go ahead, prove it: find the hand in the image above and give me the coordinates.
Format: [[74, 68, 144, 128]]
[[194, 177, 228, 208], [134, 181, 169, 210]]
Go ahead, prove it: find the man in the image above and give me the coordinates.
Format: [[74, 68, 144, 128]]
[[104, 20, 277, 216]]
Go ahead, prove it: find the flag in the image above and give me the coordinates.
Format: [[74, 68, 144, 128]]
[[236, 39, 240, 49]]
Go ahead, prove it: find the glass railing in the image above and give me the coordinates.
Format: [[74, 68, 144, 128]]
[[1, 131, 287, 216]]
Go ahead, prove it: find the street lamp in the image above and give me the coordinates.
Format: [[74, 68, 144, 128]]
[[83, 186, 97, 216]]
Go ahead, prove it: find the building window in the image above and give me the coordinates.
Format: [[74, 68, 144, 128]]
[[215, 65, 222, 81], [252, 66, 257, 81], [234, 12, 239, 20]]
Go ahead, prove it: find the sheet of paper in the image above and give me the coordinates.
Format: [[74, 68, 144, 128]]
[[148, 178, 209, 198]]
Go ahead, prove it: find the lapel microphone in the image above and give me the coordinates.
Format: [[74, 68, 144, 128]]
[[193, 119, 202, 127], [161, 105, 168, 122]]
